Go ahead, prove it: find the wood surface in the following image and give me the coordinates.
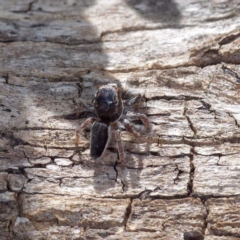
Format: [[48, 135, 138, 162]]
[[0, 0, 240, 239]]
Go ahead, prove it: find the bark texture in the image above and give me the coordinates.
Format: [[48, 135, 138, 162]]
[[1, 0, 240, 239]]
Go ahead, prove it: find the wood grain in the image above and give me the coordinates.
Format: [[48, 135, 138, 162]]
[[0, 0, 240, 239]]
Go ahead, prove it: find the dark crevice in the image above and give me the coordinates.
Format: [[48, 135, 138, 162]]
[[22, 151, 31, 166], [21, 168, 31, 183], [201, 199, 209, 238], [113, 160, 119, 181], [162, 221, 166, 232], [58, 178, 62, 187], [228, 113, 240, 128], [30, 23, 47, 28], [196, 193, 240, 202], [123, 198, 132, 230], [121, 180, 126, 193], [173, 165, 184, 185], [210, 230, 240, 238], [0, 38, 102, 46], [219, 32, 240, 46], [187, 148, 195, 197], [16, 192, 23, 217], [214, 136, 240, 144], [20, 191, 73, 196], [2, 108, 12, 112], [104, 193, 240, 201], [106, 173, 118, 183], [5, 73, 9, 84], [149, 151, 159, 156], [199, 100, 211, 111], [76, 82, 83, 98], [184, 102, 197, 137], [65, 176, 93, 180], [3, 80, 25, 87], [147, 194, 189, 200], [11, 0, 36, 13], [7, 220, 13, 238], [31, 163, 48, 168], [147, 95, 202, 101], [194, 49, 221, 68], [10, 127, 76, 131], [195, 50, 240, 68], [187, 116, 197, 136], [6, 177, 11, 192], [184, 136, 240, 146], [216, 155, 221, 166], [34, 155, 54, 162], [100, 24, 197, 39], [184, 231, 204, 240], [5, 168, 25, 175], [23, 151, 51, 169], [222, 65, 240, 83], [138, 189, 153, 200]]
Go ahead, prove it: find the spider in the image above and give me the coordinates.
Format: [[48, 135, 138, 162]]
[[75, 83, 151, 168]]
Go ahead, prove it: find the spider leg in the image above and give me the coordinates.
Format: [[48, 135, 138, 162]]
[[84, 104, 94, 113], [125, 111, 151, 132], [76, 99, 95, 117], [112, 122, 125, 169], [124, 93, 141, 111], [122, 118, 140, 138], [135, 112, 151, 132], [76, 117, 98, 145]]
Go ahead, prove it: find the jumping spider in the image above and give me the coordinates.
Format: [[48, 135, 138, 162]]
[[76, 83, 151, 168]]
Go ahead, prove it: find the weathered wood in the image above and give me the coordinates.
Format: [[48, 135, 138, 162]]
[[0, 0, 240, 239], [206, 197, 240, 238]]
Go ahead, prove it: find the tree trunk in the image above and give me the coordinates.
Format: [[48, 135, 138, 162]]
[[1, 0, 240, 239]]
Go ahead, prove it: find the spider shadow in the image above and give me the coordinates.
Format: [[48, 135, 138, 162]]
[[125, 0, 181, 24], [117, 149, 150, 194]]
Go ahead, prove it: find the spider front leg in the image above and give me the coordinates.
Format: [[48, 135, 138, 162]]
[[122, 118, 140, 138], [125, 111, 151, 133], [135, 112, 151, 132], [124, 93, 141, 111], [76, 117, 98, 145]]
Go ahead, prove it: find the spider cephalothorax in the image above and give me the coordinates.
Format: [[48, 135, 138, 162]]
[[93, 84, 123, 122], [76, 83, 151, 168]]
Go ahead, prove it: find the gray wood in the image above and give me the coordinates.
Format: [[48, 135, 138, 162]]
[[0, 0, 240, 239]]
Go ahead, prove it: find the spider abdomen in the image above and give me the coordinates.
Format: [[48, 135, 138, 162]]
[[90, 121, 109, 158]]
